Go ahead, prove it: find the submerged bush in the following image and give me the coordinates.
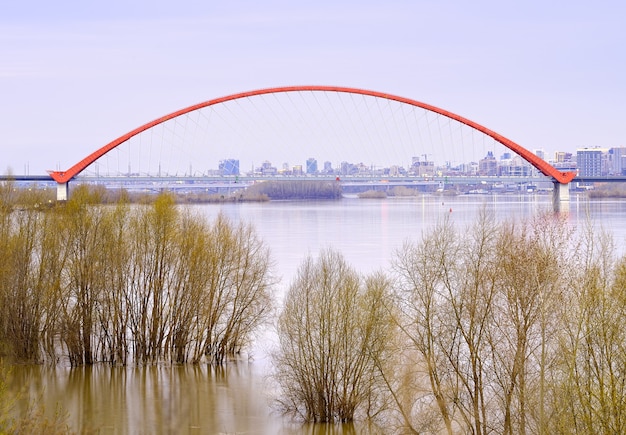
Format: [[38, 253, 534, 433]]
[[274, 249, 393, 423]]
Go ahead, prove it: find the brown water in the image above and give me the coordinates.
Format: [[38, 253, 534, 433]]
[[7, 195, 626, 434], [10, 363, 287, 433]]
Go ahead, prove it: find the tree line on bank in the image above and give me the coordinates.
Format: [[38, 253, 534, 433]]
[[2, 183, 626, 434], [0, 184, 275, 366], [245, 180, 343, 200]]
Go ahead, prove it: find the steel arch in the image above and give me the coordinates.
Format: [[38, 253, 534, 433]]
[[49, 86, 576, 184]]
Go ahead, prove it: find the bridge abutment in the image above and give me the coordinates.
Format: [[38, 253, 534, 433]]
[[56, 182, 68, 201], [552, 181, 570, 212]]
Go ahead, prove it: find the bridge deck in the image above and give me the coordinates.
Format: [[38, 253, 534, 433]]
[[2, 174, 626, 184]]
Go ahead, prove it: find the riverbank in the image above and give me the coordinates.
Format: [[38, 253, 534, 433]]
[[586, 182, 626, 198]]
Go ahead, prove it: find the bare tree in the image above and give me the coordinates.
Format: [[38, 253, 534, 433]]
[[274, 249, 393, 423], [164, 212, 211, 363], [392, 211, 576, 434], [95, 200, 132, 365], [1, 188, 276, 366], [0, 187, 62, 363], [488, 214, 572, 435], [207, 216, 276, 363], [57, 185, 113, 365], [552, 224, 626, 434], [125, 193, 180, 363], [391, 216, 460, 434]]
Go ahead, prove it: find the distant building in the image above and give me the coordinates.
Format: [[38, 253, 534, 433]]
[[576, 148, 606, 177], [306, 158, 318, 174], [323, 161, 333, 174], [554, 151, 573, 163], [258, 160, 277, 176], [479, 151, 497, 176], [277, 162, 292, 175], [409, 156, 435, 177], [499, 155, 533, 177], [219, 159, 240, 176], [609, 147, 626, 175], [551, 151, 576, 172], [388, 165, 402, 176], [340, 161, 352, 176]]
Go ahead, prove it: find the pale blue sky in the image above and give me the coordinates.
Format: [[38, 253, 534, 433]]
[[1, 0, 624, 175]]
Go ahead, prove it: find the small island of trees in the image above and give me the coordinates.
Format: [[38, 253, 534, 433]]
[[0, 185, 276, 367]]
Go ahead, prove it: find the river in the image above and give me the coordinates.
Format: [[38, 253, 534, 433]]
[[7, 194, 626, 434]]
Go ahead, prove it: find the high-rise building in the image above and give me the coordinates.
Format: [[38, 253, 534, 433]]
[[219, 159, 240, 176], [306, 158, 318, 174], [479, 151, 497, 176], [499, 155, 532, 177], [409, 156, 435, 176], [609, 147, 626, 175], [576, 148, 606, 177], [260, 161, 277, 175]]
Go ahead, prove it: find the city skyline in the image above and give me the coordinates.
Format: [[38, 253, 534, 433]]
[[215, 145, 624, 179]]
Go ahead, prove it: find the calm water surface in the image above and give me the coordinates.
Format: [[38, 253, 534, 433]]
[[9, 194, 626, 434]]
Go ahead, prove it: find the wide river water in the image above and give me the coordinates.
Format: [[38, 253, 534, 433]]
[[8, 194, 626, 434]]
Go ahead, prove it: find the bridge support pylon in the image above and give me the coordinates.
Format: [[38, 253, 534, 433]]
[[56, 182, 69, 202], [552, 181, 570, 212]]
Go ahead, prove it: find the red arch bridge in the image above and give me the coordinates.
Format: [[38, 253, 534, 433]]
[[32, 86, 582, 205]]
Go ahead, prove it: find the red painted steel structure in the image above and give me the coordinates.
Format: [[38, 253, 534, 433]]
[[48, 86, 576, 184]]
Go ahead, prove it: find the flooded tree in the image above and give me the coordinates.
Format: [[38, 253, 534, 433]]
[[0, 186, 61, 363], [95, 199, 132, 365], [551, 226, 626, 434], [274, 249, 393, 423], [58, 186, 114, 365], [0, 187, 276, 366], [121, 195, 276, 365], [125, 193, 179, 363], [163, 212, 276, 364], [488, 214, 572, 435], [200, 215, 276, 364], [390, 216, 460, 434], [392, 212, 500, 434], [391, 211, 576, 434]]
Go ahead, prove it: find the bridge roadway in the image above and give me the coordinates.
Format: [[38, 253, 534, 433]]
[[72, 174, 555, 190], [2, 174, 626, 186]]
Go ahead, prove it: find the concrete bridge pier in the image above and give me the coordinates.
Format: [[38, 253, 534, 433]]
[[552, 181, 570, 212], [57, 182, 69, 202]]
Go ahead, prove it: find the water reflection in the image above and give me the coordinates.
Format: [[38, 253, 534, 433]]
[[11, 362, 286, 434], [293, 422, 380, 434], [10, 362, 386, 433]]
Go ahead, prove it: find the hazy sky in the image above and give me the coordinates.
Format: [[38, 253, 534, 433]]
[[1, 0, 624, 175]]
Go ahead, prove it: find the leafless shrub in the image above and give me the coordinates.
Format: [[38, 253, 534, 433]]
[[274, 249, 393, 423]]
